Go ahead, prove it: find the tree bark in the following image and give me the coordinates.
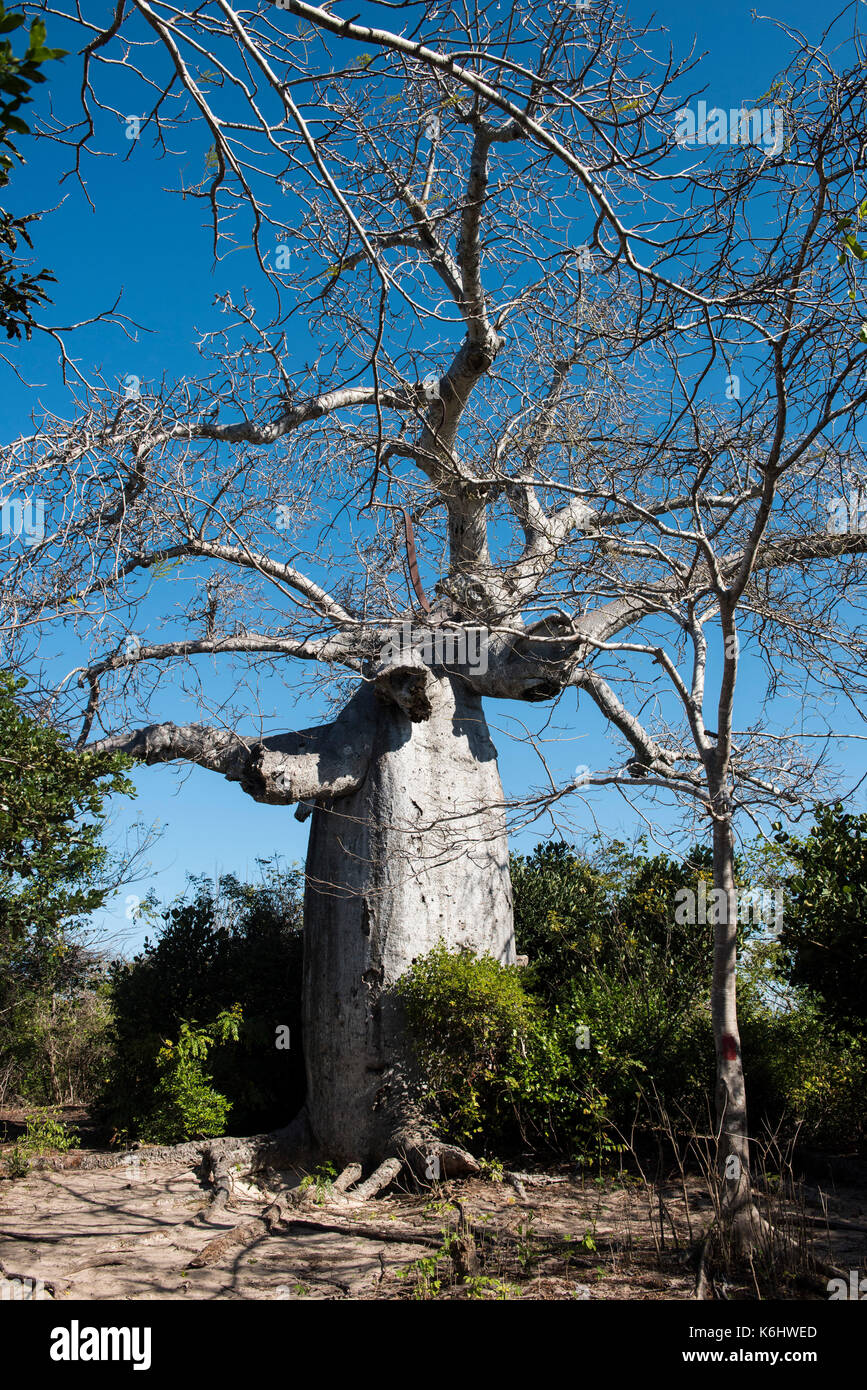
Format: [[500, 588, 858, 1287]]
[[299, 673, 515, 1165], [88, 667, 515, 1169], [710, 804, 755, 1243]]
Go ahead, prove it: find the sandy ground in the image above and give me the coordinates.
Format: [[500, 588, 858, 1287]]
[[1, 1142, 864, 1301]]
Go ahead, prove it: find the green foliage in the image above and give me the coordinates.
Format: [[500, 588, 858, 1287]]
[[739, 989, 867, 1150], [5, 960, 113, 1106], [463, 1276, 516, 1300], [510, 840, 610, 996], [478, 1156, 504, 1183], [4, 1105, 80, 1176], [401, 832, 864, 1165], [0, 2, 66, 338], [395, 1250, 446, 1299], [102, 861, 305, 1138], [298, 1160, 338, 1204], [0, 671, 135, 942], [398, 941, 638, 1161], [0, 671, 135, 1105], [508, 839, 725, 1150], [4, 1142, 29, 1177], [512, 838, 719, 1009], [398, 941, 542, 1145], [19, 1105, 80, 1153], [139, 1006, 242, 1144], [775, 804, 867, 1036]]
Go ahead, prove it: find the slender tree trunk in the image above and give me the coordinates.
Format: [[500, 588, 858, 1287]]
[[298, 674, 515, 1165], [710, 804, 755, 1242], [46, 997, 62, 1106]]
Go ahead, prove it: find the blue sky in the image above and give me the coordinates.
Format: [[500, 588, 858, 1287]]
[[1, 0, 864, 954]]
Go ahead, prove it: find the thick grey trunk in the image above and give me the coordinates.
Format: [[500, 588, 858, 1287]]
[[300, 675, 514, 1164]]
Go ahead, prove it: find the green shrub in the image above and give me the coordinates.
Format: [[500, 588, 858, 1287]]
[[398, 943, 638, 1163], [512, 839, 719, 1008], [7, 966, 113, 1107], [137, 1007, 242, 1144], [398, 943, 535, 1144], [0, 669, 135, 1108], [776, 804, 867, 1037], [4, 1105, 80, 1176], [740, 996, 867, 1151], [102, 861, 304, 1139], [558, 973, 715, 1137]]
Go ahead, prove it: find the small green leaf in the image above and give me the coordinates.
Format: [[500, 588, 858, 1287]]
[[26, 18, 46, 51], [844, 234, 867, 260]]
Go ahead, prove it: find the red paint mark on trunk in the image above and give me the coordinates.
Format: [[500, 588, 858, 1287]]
[[722, 1033, 738, 1062]]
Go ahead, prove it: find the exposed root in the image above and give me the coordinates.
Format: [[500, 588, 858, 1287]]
[[202, 1148, 236, 1214], [189, 1200, 287, 1268], [187, 1156, 404, 1269], [282, 1216, 444, 1248], [400, 1138, 480, 1183], [692, 1194, 848, 1299], [42, 1107, 317, 1178], [345, 1157, 403, 1204], [36, 1108, 480, 1205], [505, 1171, 567, 1187], [504, 1171, 528, 1201], [332, 1162, 363, 1195]]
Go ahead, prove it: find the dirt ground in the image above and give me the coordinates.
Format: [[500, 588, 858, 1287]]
[[1, 1112, 865, 1300]]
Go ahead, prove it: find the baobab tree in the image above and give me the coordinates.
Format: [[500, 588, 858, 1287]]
[[3, 0, 867, 1218]]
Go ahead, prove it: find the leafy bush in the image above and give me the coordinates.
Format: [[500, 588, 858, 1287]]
[[6, 953, 113, 1106], [398, 943, 639, 1162], [398, 942, 536, 1144], [102, 861, 304, 1138], [401, 839, 791, 1165], [138, 1007, 242, 1144], [512, 838, 721, 1011], [776, 804, 867, 1036], [0, 670, 135, 1106], [298, 1161, 339, 1204], [4, 1106, 80, 1176], [511, 842, 611, 996], [739, 993, 867, 1151]]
